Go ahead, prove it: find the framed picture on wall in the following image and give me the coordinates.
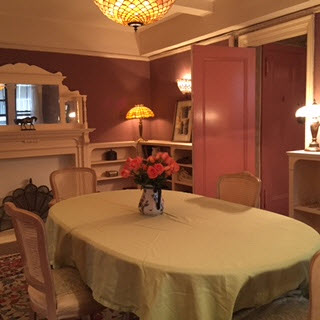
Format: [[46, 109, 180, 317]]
[[172, 100, 192, 142]]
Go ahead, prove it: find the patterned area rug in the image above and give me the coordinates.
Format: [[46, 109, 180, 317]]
[[0, 253, 138, 320]]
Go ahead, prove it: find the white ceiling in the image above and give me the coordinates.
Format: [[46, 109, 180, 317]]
[[0, 0, 318, 60]]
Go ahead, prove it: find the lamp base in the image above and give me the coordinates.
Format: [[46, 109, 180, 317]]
[[305, 146, 320, 152]]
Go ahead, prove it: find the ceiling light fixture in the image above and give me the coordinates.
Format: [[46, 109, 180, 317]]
[[93, 0, 176, 31]]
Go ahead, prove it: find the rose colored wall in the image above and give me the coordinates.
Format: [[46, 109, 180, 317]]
[[0, 48, 151, 142], [150, 51, 191, 140], [149, 40, 229, 140]]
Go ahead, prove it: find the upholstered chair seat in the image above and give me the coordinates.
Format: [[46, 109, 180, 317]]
[[28, 267, 102, 319], [4, 202, 104, 320]]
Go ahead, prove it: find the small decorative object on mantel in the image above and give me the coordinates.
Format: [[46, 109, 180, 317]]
[[106, 149, 117, 160], [121, 152, 180, 216], [105, 170, 118, 177], [14, 116, 37, 131]]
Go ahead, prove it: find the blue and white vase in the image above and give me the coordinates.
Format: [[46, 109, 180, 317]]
[[138, 186, 164, 216]]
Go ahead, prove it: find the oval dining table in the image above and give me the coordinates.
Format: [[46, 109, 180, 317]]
[[46, 190, 320, 320]]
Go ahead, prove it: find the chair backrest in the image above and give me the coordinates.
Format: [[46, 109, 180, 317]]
[[217, 171, 261, 207], [50, 167, 97, 202], [310, 250, 320, 320], [4, 202, 57, 319]]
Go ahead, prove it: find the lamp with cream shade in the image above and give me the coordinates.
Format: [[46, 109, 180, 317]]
[[126, 104, 154, 141], [296, 100, 320, 151]]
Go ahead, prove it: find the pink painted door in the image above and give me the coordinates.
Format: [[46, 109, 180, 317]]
[[261, 43, 306, 214], [192, 45, 256, 198]]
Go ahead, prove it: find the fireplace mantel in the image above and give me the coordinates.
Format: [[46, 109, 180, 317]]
[[0, 128, 95, 166]]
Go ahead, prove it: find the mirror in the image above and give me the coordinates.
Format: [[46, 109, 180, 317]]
[[0, 83, 60, 126], [0, 63, 88, 129]]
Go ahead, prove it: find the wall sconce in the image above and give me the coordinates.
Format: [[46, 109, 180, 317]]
[[177, 76, 192, 95], [126, 104, 155, 141], [0, 84, 5, 91], [296, 100, 320, 151]]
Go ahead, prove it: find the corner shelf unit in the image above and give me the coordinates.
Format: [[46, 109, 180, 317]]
[[89, 141, 137, 192], [139, 140, 193, 193], [288, 150, 320, 233]]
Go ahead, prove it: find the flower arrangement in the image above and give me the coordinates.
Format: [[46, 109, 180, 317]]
[[121, 152, 180, 189]]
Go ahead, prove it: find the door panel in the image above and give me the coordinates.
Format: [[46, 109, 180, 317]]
[[192, 45, 256, 198], [261, 43, 306, 214]]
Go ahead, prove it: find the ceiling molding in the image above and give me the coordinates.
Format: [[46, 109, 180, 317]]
[[148, 34, 233, 61], [171, 0, 214, 17], [238, 15, 313, 47], [0, 42, 149, 62]]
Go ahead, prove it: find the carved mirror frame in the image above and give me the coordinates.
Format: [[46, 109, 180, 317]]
[[0, 63, 88, 131]]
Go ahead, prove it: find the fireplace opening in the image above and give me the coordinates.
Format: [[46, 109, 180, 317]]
[[0, 179, 53, 232]]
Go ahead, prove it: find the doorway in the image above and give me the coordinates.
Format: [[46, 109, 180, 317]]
[[261, 36, 306, 214]]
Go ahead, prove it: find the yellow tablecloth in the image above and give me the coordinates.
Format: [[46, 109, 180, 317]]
[[46, 190, 320, 320]]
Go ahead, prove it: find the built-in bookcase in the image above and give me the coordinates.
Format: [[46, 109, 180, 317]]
[[288, 150, 320, 233], [89, 141, 137, 192], [89, 140, 193, 193], [139, 140, 193, 193]]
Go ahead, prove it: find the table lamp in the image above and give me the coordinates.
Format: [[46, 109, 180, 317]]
[[126, 104, 155, 141], [295, 100, 320, 151]]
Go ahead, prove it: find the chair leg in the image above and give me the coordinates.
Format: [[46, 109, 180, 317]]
[[29, 310, 37, 320]]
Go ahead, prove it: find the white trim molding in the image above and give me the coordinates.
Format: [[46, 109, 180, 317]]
[[238, 15, 315, 150], [148, 34, 234, 61], [238, 15, 314, 103]]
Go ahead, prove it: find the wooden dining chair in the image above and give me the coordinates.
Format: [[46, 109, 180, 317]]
[[4, 202, 104, 320], [233, 250, 320, 320], [50, 167, 97, 203], [217, 171, 261, 207]]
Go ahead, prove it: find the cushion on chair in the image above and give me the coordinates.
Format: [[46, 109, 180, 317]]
[[28, 267, 103, 319]]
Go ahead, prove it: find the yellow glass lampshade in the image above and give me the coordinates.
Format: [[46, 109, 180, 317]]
[[0, 84, 5, 91], [126, 104, 154, 141], [126, 104, 155, 120], [93, 0, 176, 31]]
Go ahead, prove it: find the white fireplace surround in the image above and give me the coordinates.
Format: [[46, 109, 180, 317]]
[[0, 63, 95, 255]]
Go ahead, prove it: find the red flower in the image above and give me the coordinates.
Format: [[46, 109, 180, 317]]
[[147, 155, 156, 163], [161, 152, 169, 161], [129, 157, 143, 170], [154, 163, 164, 175], [121, 152, 180, 186], [164, 165, 172, 176], [121, 169, 131, 178], [147, 166, 159, 179], [170, 162, 180, 173], [165, 157, 174, 165]]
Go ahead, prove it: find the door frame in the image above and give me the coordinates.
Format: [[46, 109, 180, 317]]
[[238, 15, 315, 166]]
